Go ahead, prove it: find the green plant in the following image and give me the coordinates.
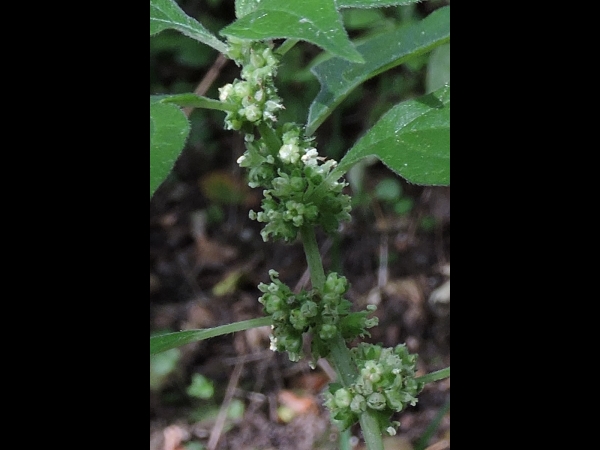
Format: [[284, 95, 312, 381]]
[[150, 1, 449, 449]]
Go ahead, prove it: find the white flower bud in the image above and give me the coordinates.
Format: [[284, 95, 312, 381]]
[[301, 148, 319, 166], [218, 84, 233, 102], [279, 144, 300, 164]]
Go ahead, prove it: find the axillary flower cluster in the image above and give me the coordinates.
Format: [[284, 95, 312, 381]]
[[220, 38, 351, 242], [324, 343, 424, 434], [218, 37, 423, 436], [258, 270, 378, 364]]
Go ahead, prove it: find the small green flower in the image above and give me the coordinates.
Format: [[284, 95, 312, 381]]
[[334, 388, 352, 408], [367, 392, 387, 411], [350, 394, 366, 413], [319, 323, 337, 340]]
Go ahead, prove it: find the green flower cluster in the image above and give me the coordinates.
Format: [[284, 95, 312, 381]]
[[239, 123, 352, 242], [219, 38, 283, 131], [219, 39, 350, 242], [324, 343, 424, 434], [258, 270, 378, 364]]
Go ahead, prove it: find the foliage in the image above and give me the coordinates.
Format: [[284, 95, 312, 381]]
[[150, 1, 449, 448]]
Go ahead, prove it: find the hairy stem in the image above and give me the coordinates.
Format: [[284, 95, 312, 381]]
[[359, 412, 385, 450]]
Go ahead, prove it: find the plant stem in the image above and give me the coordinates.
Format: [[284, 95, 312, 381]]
[[299, 224, 384, 450], [415, 366, 450, 384], [275, 39, 299, 56], [329, 334, 356, 387], [359, 411, 385, 450], [299, 225, 326, 290], [339, 428, 351, 450]]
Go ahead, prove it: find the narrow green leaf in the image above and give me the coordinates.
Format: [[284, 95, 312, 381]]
[[235, 0, 262, 18], [220, 0, 364, 63], [337, 0, 422, 8], [415, 366, 450, 384], [150, 0, 228, 54], [336, 84, 450, 186], [160, 93, 237, 112], [150, 317, 273, 354], [306, 5, 449, 135], [150, 96, 190, 197]]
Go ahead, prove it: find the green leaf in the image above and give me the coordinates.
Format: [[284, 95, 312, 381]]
[[160, 93, 237, 112], [306, 5, 449, 135], [336, 84, 450, 186], [150, 317, 272, 354], [235, 0, 262, 18], [337, 0, 422, 8], [150, 0, 228, 54], [150, 96, 190, 197], [220, 0, 364, 63], [426, 43, 450, 93]]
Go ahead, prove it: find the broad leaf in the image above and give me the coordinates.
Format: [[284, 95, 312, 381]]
[[235, 0, 262, 18], [426, 43, 450, 93], [337, 0, 422, 8], [336, 84, 450, 186], [150, 96, 189, 197], [150, 0, 228, 53], [306, 5, 449, 135], [150, 317, 272, 354], [220, 0, 364, 63]]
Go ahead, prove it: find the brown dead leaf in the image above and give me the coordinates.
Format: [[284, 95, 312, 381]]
[[290, 372, 330, 393], [278, 390, 319, 415], [162, 424, 189, 450], [182, 301, 217, 329], [425, 439, 450, 450], [195, 234, 237, 269], [190, 210, 237, 269]]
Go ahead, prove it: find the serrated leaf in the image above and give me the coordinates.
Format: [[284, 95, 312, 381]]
[[336, 84, 450, 186], [337, 0, 422, 8], [150, 96, 190, 197], [150, 0, 228, 53], [235, 0, 262, 18], [221, 0, 364, 63], [306, 5, 449, 135]]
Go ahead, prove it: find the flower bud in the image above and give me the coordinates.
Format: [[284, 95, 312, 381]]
[[319, 324, 337, 340], [218, 84, 233, 102], [367, 392, 387, 411], [243, 104, 261, 122], [350, 394, 366, 413], [334, 388, 352, 408]]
